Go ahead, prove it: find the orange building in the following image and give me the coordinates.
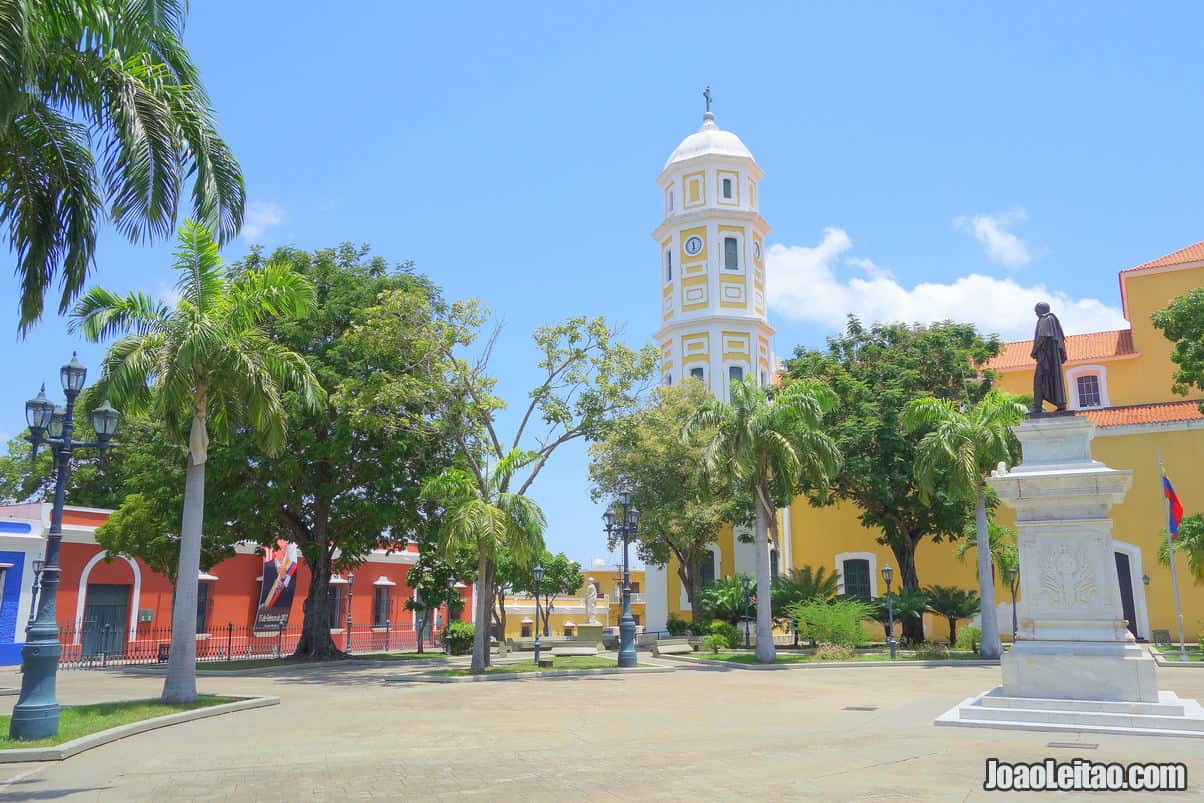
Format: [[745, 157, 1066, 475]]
[[0, 503, 472, 665]]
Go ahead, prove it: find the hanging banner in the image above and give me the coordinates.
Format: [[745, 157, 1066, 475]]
[[254, 539, 299, 632]]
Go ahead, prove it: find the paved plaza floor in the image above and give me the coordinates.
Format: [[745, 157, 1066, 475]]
[[1, 656, 1202, 801]]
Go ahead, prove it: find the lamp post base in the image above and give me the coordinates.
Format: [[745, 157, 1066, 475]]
[[618, 617, 637, 668], [9, 635, 62, 741]]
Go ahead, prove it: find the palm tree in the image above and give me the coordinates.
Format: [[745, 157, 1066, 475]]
[[957, 520, 1021, 639], [700, 575, 752, 626], [686, 378, 842, 663], [871, 588, 928, 644], [71, 221, 321, 702], [924, 585, 981, 646], [901, 390, 1026, 659], [421, 450, 547, 675], [2, 0, 243, 332], [772, 565, 840, 644], [1159, 514, 1204, 584]]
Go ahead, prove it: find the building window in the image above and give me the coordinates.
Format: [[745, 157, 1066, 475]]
[[699, 550, 716, 588], [760, 371, 768, 386], [630, 581, 640, 593], [633, 614, 641, 626], [668, 190, 674, 212], [724, 237, 739, 270], [662, 373, 672, 386], [729, 366, 743, 384], [689, 366, 705, 382], [1076, 374, 1101, 408], [196, 582, 210, 634], [521, 621, 532, 638], [722, 177, 733, 199], [664, 250, 672, 282], [842, 559, 871, 601], [327, 585, 344, 627], [373, 587, 392, 627]]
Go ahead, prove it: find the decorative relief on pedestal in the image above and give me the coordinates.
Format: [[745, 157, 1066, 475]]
[[1038, 543, 1097, 608]]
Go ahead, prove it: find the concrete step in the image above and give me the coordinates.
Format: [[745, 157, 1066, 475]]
[[966, 703, 1204, 732], [980, 692, 1185, 717]]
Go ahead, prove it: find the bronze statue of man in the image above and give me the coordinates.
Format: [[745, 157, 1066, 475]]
[[1030, 301, 1068, 413]]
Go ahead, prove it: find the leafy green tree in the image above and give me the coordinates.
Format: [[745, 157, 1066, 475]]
[[181, 244, 458, 659], [686, 378, 842, 664], [359, 294, 658, 673], [589, 380, 731, 615], [2, 0, 243, 332], [421, 450, 547, 674], [1158, 514, 1204, 585], [71, 221, 321, 703], [956, 519, 1020, 639], [787, 319, 1002, 643], [923, 585, 981, 646], [490, 550, 580, 637], [405, 538, 474, 654], [1151, 288, 1204, 412], [902, 390, 1026, 660]]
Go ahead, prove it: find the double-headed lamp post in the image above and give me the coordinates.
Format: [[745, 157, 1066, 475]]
[[740, 574, 753, 649], [602, 493, 640, 668], [532, 564, 544, 666], [12, 354, 120, 741], [881, 565, 897, 660]]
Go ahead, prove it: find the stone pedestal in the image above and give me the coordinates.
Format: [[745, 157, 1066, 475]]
[[936, 414, 1204, 737], [574, 624, 604, 650]]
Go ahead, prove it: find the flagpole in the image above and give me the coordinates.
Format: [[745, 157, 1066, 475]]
[[1158, 451, 1189, 662]]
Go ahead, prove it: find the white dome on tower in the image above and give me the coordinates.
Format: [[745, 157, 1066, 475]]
[[664, 112, 755, 170]]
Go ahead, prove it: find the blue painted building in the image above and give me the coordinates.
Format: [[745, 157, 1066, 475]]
[[0, 516, 43, 666]]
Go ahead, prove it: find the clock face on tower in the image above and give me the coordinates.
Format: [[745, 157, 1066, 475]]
[[752, 241, 762, 261], [684, 236, 703, 257]]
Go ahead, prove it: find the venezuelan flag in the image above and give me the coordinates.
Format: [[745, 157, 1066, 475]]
[[1163, 475, 1184, 539]]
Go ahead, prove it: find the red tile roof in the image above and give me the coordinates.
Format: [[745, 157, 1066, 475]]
[[1122, 241, 1204, 273], [984, 329, 1136, 372], [1077, 400, 1204, 428]]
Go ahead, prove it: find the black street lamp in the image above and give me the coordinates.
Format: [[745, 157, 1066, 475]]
[[532, 564, 544, 666], [740, 575, 753, 650], [881, 565, 897, 660], [11, 354, 120, 741], [26, 556, 44, 632], [602, 492, 640, 668]]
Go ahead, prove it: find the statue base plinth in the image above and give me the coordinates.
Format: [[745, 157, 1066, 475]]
[[1002, 640, 1158, 703], [935, 413, 1204, 737], [574, 624, 604, 649]]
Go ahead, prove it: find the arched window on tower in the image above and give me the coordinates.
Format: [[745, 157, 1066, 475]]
[[664, 250, 672, 282], [722, 177, 733, 199]]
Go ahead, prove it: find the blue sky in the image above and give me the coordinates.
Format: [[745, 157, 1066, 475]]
[[3, 3, 1203, 567]]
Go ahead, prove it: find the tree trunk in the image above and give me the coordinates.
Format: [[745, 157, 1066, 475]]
[[976, 488, 1002, 659], [470, 553, 492, 674], [753, 488, 776, 664], [947, 616, 957, 646], [675, 560, 701, 621], [294, 547, 341, 659], [162, 455, 204, 703], [888, 535, 925, 644]]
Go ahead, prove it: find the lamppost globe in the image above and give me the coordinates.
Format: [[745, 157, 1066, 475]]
[[533, 565, 544, 585], [47, 407, 66, 440], [602, 510, 615, 529], [626, 506, 640, 529], [91, 399, 121, 440], [25, 386, 54, 434], [60, 353, 86, 394], [881, 565, 893, 587]]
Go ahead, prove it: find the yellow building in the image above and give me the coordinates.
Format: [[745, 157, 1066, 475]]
[[643, 108, 1204, 644], [498, 569, 646, 639]]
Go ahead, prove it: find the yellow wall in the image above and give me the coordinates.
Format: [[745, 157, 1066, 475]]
[[498, 569, 647, 639]]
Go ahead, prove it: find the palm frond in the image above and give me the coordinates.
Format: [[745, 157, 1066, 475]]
[[70, 286, 170, 340]]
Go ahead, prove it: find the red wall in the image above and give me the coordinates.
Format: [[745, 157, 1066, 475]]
[[58, 541, 471, 636]]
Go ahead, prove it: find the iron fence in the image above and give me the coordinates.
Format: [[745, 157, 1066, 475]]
[[55, 621, 442, 669]]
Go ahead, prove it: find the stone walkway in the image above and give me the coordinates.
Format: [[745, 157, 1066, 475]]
[[1, 658, 1202, 801]]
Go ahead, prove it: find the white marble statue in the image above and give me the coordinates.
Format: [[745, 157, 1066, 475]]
[[584, 580, 599, 624]]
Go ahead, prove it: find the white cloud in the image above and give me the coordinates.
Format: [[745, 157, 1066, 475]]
[[767, 227, 1128, 342], [954, 210, 1031, 267], [242, 200, 286, 240]]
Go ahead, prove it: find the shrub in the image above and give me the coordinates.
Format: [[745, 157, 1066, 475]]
[[702, 633, 730, 654], [923, 585, 980, 646], [665, 615, 691, 637], [915, 642, 950, 660], [709, 619, 741, 648], [814, 643, 855, 661], [788, 597, 872, 647], [442, 621, 474, 655], [955, 625, 982, 652]]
